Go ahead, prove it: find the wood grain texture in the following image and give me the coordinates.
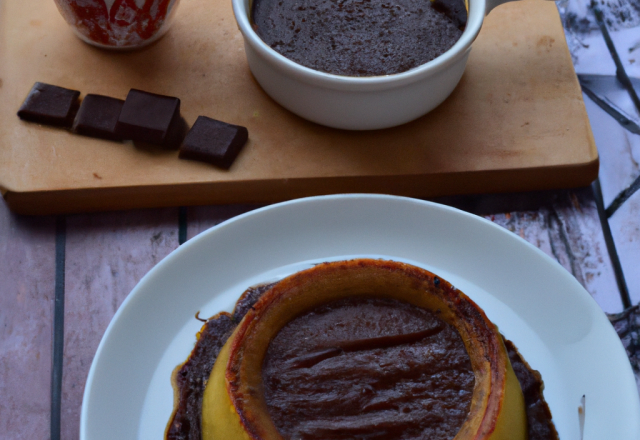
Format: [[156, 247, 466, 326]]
[[485, 196, 622, 313], [609, 305, 640, 396], [583, 95, 640, 207], [61, 209, 179, 440], [0, 200, 55, 440], [438, 188, 623, 313], [609, 190, 640, 306], [0, 0, 598, 214], [574, 57, 639, 308]]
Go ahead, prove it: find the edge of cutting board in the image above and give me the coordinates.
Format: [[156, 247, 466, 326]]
[[2, 158, 598, 215]]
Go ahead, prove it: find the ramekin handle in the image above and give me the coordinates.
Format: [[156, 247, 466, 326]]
[[485, 0, 519, 15]]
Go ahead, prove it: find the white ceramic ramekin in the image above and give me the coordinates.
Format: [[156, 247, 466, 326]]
[[232, 0, 517, 130]]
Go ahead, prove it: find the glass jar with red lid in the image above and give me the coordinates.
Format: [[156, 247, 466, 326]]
[[54, 0, 180, 49]]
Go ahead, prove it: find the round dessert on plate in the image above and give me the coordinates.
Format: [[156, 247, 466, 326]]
[[167, 259, 554, 440]]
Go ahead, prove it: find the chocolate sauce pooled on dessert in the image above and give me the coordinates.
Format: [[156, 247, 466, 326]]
[[262, 297, 475, 440], [251, 0, 466, 76], [505, 339, 559, 440], [167, 314, 236, 440], [167, 283, 558, 440], [166, 283, 275, 440]]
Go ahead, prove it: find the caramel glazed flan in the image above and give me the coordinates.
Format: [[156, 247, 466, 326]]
[[166, 259, 559, 440]]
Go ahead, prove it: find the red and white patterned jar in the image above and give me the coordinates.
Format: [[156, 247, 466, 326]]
[[54, 0, 181, 49]]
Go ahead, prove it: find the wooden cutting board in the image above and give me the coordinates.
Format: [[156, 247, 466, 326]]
[[0, 0, 598, 215]]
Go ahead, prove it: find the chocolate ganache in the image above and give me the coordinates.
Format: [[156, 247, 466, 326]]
[[262, 297, 475, 440], [251, 0, 467, 76], [167, 281, 558, 440]]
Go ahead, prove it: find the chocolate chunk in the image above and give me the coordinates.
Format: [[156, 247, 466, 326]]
[[178, 116, 248, 169], [17, 82, 80, 128], [72, 94, 125, 141], [115, 89, 184, 148]]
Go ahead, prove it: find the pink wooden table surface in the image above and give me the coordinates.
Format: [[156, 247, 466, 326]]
[[2, 0, 640, 438]]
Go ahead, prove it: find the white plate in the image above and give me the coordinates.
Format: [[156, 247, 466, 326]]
[[81, 194, 640, 440]]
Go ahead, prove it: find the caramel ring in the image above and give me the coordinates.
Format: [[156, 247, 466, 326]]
[[202, 259, 527, 440]]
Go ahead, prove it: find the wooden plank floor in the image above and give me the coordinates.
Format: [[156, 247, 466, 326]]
[[2, 0, 640, 438], [60, 209, 179, 440], [6, 188, 626, 440], [560, 0, 640, 307], [0, 188, 632, 440], [0, 204, 55, 439]]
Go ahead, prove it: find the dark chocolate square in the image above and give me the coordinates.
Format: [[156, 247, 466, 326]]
[[17, 82, 81, 128], [115, 89, 183, 148], [72, 94, 125, 141], [178, 116, 249, 169]]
